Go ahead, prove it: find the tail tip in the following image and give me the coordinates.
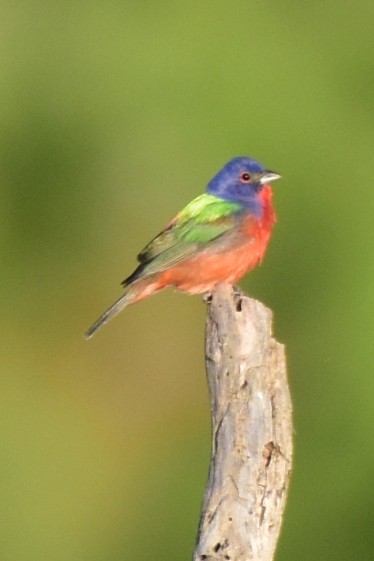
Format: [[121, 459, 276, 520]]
[[84, 328, 95, 340], [84, 317, 107, 339]]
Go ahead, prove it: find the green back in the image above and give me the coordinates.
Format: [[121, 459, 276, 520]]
[[133, 194, 244, 279]]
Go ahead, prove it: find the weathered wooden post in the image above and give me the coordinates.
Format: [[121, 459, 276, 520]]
[[193, 284, 292, 561]]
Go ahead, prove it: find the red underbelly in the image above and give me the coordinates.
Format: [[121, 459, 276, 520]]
[[158, 234, 270, 294]]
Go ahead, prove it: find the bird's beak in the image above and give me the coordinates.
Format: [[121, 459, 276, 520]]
[[260, 170, 281, 185]]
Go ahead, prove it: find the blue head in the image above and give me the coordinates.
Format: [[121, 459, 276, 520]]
[[207, 157, 280, 215]]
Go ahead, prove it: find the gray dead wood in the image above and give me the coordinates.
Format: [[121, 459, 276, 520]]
[[193, 283, 292, 561]]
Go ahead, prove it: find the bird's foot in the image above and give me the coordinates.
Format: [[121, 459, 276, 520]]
[[232, 285, 243, 311], [202, 291, 213, 303]]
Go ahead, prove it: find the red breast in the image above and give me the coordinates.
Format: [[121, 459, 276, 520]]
[[153, 185, 276, 294]]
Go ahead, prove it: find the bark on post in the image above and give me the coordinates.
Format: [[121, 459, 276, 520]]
[[193, 283, 292, 561]]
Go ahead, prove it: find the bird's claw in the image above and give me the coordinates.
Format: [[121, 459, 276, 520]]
[[202, 291, 213, 303]]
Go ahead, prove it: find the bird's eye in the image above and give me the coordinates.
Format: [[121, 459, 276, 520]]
[[240, 172, 251, 183]]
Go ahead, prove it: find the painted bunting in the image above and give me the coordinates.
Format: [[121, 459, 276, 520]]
[[86, 157, 280, 338]]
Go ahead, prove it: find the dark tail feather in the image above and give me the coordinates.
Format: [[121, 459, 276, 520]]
[[121, 262, 146, 287], [85, 291, 134, 339]]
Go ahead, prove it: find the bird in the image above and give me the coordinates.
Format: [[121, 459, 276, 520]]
[[85, 156, 280, 338]]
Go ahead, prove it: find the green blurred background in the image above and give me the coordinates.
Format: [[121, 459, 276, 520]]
[[1, 2, 373, 560]]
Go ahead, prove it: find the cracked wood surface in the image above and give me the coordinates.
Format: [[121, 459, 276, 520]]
[[193, 284, 292, 561]]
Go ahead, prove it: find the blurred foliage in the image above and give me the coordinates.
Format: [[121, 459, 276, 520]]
[[1, 1, 373, 560]]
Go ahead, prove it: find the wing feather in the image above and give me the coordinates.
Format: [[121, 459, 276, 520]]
[[122, 195, 244, 286]]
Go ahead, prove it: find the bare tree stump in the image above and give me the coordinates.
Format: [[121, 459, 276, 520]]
[[193, 283, 292, 561]]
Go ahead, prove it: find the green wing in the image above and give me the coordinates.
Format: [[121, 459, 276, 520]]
[[123, 194, 243, 286]]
